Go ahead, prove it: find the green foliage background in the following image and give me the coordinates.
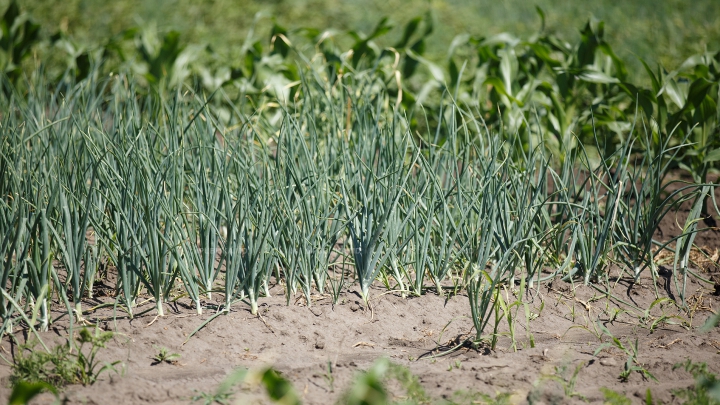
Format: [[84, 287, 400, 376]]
[[16, 0, 720, 78]]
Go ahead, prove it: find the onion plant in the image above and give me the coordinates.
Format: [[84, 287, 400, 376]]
[[53, 144, 98, 320], [613, 129, 696, 286], [2, 42, 719, 344], [221, 136, 276, 315], [26, 206, 51, 332], [405, 176, 433, 296], [275, 113, 344, 305], [102, 161, 144, 318], [181, 137, 226, 305], [0, 210, 30, 335], [340, 96, 420, 302]]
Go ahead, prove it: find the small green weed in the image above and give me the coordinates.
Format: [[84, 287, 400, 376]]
[[445, 390, 512, 405], [192, 366, 301, 405], [595, 323, 657, 382], [12, 342, 79, 387], [543, 361, 587, 400], [191, 389, 233, 405], [152, 346, 181, 365], [324, 360, 335, 392], [600, 387, 656, 405], [195, 359, 513, 405], [672, 360, 720, 404], [600, 387, 632, 405], [341, 358, 431, 405], [11, 327, 122, 388]]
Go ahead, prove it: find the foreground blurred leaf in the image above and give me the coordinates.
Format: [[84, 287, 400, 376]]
[[9, 381, 57, 405]]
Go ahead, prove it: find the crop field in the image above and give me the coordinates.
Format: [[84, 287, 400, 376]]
[[1, 1, 720, 404]]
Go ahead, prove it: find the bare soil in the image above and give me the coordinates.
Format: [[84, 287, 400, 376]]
[[1, 178, 719, 405]]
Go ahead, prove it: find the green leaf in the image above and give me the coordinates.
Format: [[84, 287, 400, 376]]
[[483, 76, 523, 106], [640, 58, 661, 95], [447, 33, 470, 58], [579, 70, 619, 84], [535, 6, 546, 31], [395, 16, 422, 49], [406, 49, 444, 82], [368, 17, 393, 40], [700, 312, 720, 332], [600, 387, 631, 405], [662, 78, 686, 109], [270, 22, 290, 58], [528, 42, 559, 67], [448, 58, 459, 89], [703, 148, 720, 163], [1, 0, 20, 39], [683, 78, 713, 110], [645, 388, 654, 405], [598, 42, 627, 80], [215, 368, 248, 398], [677, 54, 706, 73], [260, 368, 301, 405], [9, 381, 57, 405], [499, 48, 517, 95]]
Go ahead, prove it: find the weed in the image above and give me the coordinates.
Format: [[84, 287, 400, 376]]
[[324, 360, 335, 393], [607, 307, 627, 324], [192, 366, 301, 405], [12, 342, 79, 388], [191, 389, 234, 405], [542, 361, 587, 400], [11, 328, 122, 388], [702, 312, 720, 332], [612, 388, 661, 405], [566, 318, 604, 342], [637, 298, 688, 333], [672, 360, 720, 403], [73, 328, 124, 385], [446, 360, 462, 371], [342, 358, 431, 405], [445, 390, 513, 405], [594, 323, 657, 382], [152, 346, 181, 365], [600, 387, 634, 405]]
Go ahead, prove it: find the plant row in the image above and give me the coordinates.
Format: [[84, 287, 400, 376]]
[[2, 0, 720, 179], [1, 63, 716, 345]]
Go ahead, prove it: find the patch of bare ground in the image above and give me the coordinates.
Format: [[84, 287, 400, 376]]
[[1, 270, 718, 404]]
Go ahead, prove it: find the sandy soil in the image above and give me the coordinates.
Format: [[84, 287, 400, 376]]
[[1, 179, 719, 405]]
